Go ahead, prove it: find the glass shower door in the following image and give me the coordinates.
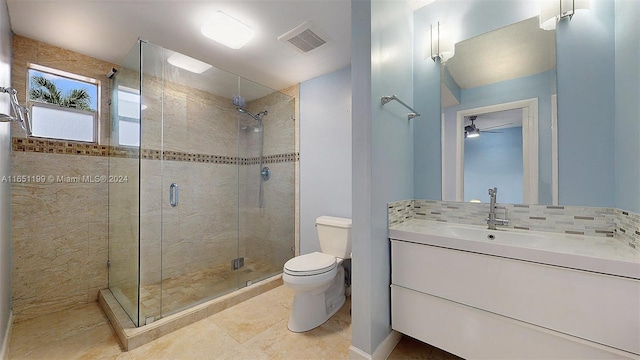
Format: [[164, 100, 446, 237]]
[[158, 45, 241, 316], [109, 40, 296, 326], [108, 41, 142, 326], [137, 41, 164, 323]]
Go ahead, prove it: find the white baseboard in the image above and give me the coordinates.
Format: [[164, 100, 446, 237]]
[[349, 330, 402, 360], [349, 345, 372, 360], [1, 311, 13, 360], [373, 330, 402, 359]]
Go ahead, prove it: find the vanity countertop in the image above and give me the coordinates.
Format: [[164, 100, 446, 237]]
[[390, 219, 640, 279]]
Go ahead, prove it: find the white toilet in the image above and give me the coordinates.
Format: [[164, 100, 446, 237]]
[[283, 216, 352, 332]]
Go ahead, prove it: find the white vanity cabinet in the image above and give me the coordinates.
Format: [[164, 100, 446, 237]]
[[390, 238, 640, 359]]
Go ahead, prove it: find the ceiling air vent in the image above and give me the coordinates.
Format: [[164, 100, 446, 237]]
[[278, 21, 331, 53]]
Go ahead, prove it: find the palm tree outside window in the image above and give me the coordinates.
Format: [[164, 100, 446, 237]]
[[27, 65, 99, 142]]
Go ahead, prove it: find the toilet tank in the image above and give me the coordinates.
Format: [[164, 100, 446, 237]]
[[316, 216, 352, 259]]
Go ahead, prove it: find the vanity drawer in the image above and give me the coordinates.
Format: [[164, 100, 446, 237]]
[[391, 285, 636, 359], [391, 239, 640, 355]]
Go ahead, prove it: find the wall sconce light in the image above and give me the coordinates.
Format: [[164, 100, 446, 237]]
[[429, 22, 454, 62], [539, 0, 590, 30]]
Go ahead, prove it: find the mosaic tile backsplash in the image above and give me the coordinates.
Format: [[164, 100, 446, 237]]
[[615, 209, 640, 250], [388, 199, 639, 251], [388, 199, 414, 226]]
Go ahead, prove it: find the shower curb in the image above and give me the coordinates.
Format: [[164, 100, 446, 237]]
[[99, 274, 283, 350]]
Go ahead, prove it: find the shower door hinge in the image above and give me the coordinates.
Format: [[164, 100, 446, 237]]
[[107, 260, 111, 268], [231, 257, 245, 270]]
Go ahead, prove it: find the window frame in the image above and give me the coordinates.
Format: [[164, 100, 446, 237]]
[[29, 101, 99, 143], [115, 85, 142, 147], [26, 63, 101, 143]]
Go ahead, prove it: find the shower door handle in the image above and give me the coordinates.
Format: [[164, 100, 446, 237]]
[[169, 183, 179, 207]]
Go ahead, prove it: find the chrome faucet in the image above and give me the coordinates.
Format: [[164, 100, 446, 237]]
[[487, 187, 509, 230]]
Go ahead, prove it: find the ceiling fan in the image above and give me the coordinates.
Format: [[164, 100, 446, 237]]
[[464, 116, 513, 138]]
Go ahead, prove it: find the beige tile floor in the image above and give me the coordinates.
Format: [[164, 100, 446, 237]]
[[8, 285, 460, 360]]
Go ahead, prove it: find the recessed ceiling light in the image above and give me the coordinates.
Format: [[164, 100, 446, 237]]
[[201, 11, 254, 49], [167, 53, 212, 74]]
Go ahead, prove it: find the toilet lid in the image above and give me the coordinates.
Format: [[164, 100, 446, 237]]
[[284, 252, 337, 276]]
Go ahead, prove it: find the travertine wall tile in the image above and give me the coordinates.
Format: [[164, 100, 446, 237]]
[[11, 36, 116, 321], [279, 84, 300, 256], [11, 152, 109, 321], [106, 155, 139, 316]]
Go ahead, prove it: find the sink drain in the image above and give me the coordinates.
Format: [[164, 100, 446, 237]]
[[487, 234, 496, 240]]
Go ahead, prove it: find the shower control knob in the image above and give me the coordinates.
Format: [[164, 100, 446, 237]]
[[261, 166, 271, 181]]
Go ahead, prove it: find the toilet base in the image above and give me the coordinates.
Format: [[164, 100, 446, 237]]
[[287, 266, 345, 332]]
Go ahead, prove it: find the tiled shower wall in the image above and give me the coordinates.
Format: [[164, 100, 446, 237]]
[[10, 35, 117, 321], [10, 36, 300, 321], [388, 199, 639, 250], [241, 90, 297, 282]]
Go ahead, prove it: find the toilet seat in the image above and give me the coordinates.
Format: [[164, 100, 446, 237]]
[[284, 252, 336, 276]]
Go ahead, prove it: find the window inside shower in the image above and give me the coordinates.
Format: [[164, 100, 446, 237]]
[[27, 64, 99, 142], [107, 40, 296, 326]]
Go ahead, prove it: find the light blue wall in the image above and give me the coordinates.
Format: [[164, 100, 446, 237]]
[[0, 0, 11, 352], [412, 54, 440, 199], [464, 127, 523, 203], [351, 0, 373, 354], [442, 70, 556, 203], [413, 0, 540, 199], [557, 0, 615, 207], [299, 66, 352, 254], [442, 66, 461, 103], [614, 0, 640, 213], [351, 0, 414, 355]]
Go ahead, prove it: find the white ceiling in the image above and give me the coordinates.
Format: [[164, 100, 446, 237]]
[[7, 0, 351, 92], [446, 16, 556, 89]]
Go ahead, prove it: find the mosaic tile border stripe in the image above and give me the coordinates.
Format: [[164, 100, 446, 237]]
[[12, 138, 299, 165], [388, 199, 639, 251], [12, 137, 134, 158], [245, 153, 300, 165], [150, 150, 240, 165]]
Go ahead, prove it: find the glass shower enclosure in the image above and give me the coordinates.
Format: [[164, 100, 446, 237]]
[[107, 40, 295, 326]]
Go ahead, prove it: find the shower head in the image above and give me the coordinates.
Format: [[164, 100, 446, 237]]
[[0, 113, 15, 122], [0, 87, 32, 135], [255, 110, 268, 119], [236, 107, 268, 121]]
